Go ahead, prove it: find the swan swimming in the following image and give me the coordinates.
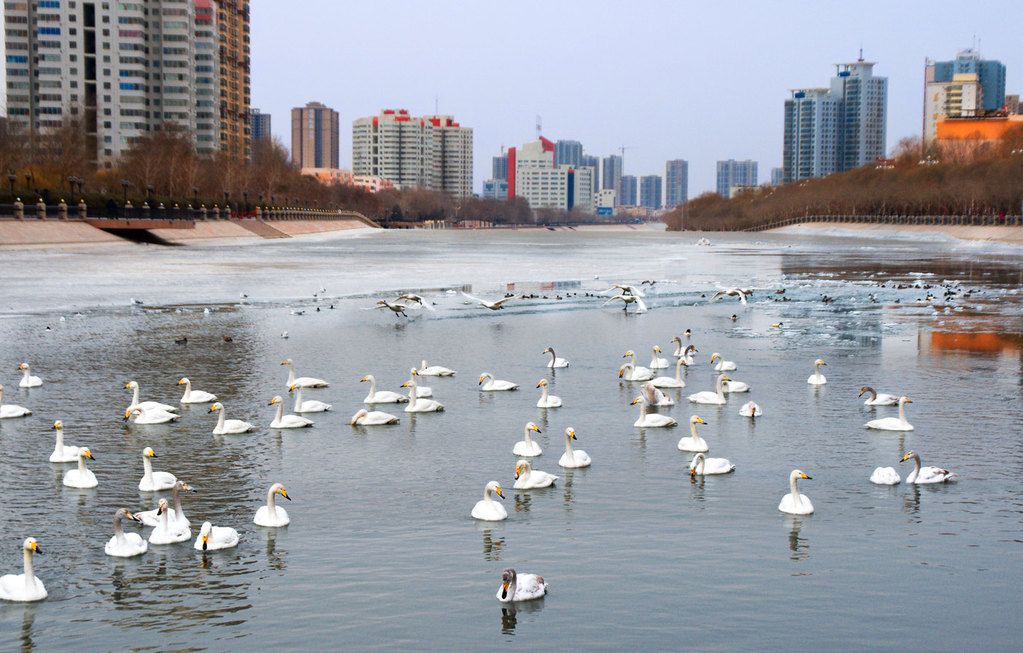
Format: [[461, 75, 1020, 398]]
[[0, 538, 46, 602], [631, 397, 677, 428], [710, 353, 737, 372], [254, 483, 291, 527], [177, 377, 217, 404], [778, 470, 814, 515], [125, 381, 178, 414], [869, 466, 901, 485], [290, 384, 332, 412], [138, 447, 177, 492], [558, 428, 591, 468], [514, 459, 558, 489], [17, 363, 42, 388], [807, 359, 827, 385], [62, 447, 97, 488], [640, 382, 674, 406], [149, 498, 191, 545], [0, 384, 31, 419], [738, 401, 763, 418], [125, 406, 181, 425], [418, 360, 456, 377], [649, 345, 669, 369], [268, 396, 313, 429], [688, 374, 729, 405], [543, 346, 569, 368], [104, 509, 147, 558], [512, 422, 543, 457], [48, 421, 79, 462], [195, 521, 239, 551], [471, 481, 507, 521], [858, 386, 899, 406], [407, 369, 433, 397], [281, 359, 329, 388], [496, 568, 547, 603], [535, 379, 562, 408], [650, 358, 686, 389], [361, 375, 409, 403], [209, 402, 255, 434], [350, 408, 400, 425], [401, 377, 445, 412], [137, 480, 194, 528], [679, 344, 698, 366], [689, 452, 735, 476], [901, 451, 957, 484], [621, 351, 654, 381], [677, 415, 709, 452], [479, 373, 519, 391], [864, 396, 913, 431]]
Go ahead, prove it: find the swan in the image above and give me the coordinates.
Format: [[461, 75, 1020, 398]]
[[670, 336, 686, 357], [688, 374, 729, 405], [512, 422, 543, 457], [62, 447, 97, 488], [17, 363, 42, 388], [739, 401, 763, 418], [514, 459, 558, 489], [48, 421, 79, 462], [710, 353, 737, 372], [125, 381, 178, 414], [209, 402, 255, 434], [864, 396, 913, 431], [137, 480, 194, 528], [558, 428, 591, 468], [471, 481, 507, 521], [535, 379, 562, 408], [479, 373, 519, 391], [148, 498, 191, 545], [407, 369, 433, 397], [641, 382, 674, 406], [290, 384, 332, 412], [600, 283, 645, 298], [254, 483, 292, 527], [621, 351, 653, 380], [869, 467, 901, 485], [177, 377, 217, 404], [901, 451, 957, 484], [268, 396, 313, 429], [859, 386, 899, 406], [631, 397, 677, 428], [689, 452, 735, 476], [543, 346, 569, 368], [602, 294, 647, 312], [807, 359, 827, 385], [350, 408, 400, 425], [0, 384, 31, 419], [281, 359, 329, 388], [361, 375, 409, 403], [138, 447, 177, 492], [125, 406, 181, 425], [401, 377, 445, 412], [649, 346, 669, 369], [496, 568, 547, 603], [194, 521, 239, 551], [680, 344, 697, 366], [709, 287, 750, 305], [677, 415, 708, 452], [373, 299, 408, 317], [104, 509, 147, 558], [0, 538, 46, 602], [778, 470, 814, 515], [461, 291, 517, 311], [418, 360, 456, 377], [650, 358, 686, 389]]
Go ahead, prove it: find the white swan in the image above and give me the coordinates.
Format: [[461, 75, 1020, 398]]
[[778, 470, 814, 515], [17, 363, 42, 388], [864, 396, 913, 431], [710, 353, 736, 372], [709, 287, 750, 305], [350, 408, 400, 425], [268, 396, 313, 429], [869, 467, 901, 485], [461, 291, 517, 311], [177, 377, 217, 403], [209, 402, 255, 434], [676, 415, 709, 451], [558, 428, 591, 468], [0, 538, 46, 602], [649, 346, 669, 369], [48, 421, 79, 462], [125, 406, 181, 425], [535, 379, 562, 408], [401, 377, 445, 412], [62, 447, 97, 488], [148, 498, 191, 545], [602, 293, 647, 312], [471, 481, 507, 521], [138, 447, 177, 492], [670, 336, 686, 358], [640, 382, 674, 406], [496, 568, 547, 603], [479, 373, 519, 391], [104, 509, 147, 558], [514, 459, 558, 489], [621, 351, 653, 381], [689, 452, 735, 476], [194, 521, 239, 551], [807, 359, 827, 385], [723, 378, 750, 393], [543, 346, 569, 368], [407, 369, 433, 397], [901, 451, 957, 484], [0, 384, 31, 419], [281, 359, 329, 388], [631, 397, 677, 428], [137, 480, 193, 528], [361, 375, 409, 403], [290, 384, 332, 412], [125, 381, 178, 414], [859, 386, 899, 406], [254, 483, 291, 527], [419, 360, 456, 377], [680, 344, 697, 366], [650, 358, 686, 389], [739, 401, 763, 418], [688, 374, 729, 405], [513, 422, 543, 457]]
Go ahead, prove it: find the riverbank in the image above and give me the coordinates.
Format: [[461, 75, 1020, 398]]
[[769, 221, 1023, 245]]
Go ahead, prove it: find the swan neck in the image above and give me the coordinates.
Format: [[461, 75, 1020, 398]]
[[78, 454, 87, 474], [54, 428, 64, 452], [113, 513, 125, 536], [23, 548, 34, 588], [286, 365, 295, 385], [217, 409, 226, 429], [695, 455, 705, 474], [172, 484, 183, 514], [142, 455, 153, 480], [131, 385, 140, 405], [266, 489, 278, 517], [181, 379, 191, 399], [368, 376, 377, 394], [898, 401, 906, 424], [790, 474, 801, 501], [523, 427, 533, 445], [564, 433, 574, 456], [293, 386, 303, 411], [676, 358, 684, 381], [716, 376, 726, 398], [690, 420, 699, 438], [548, 350, 556, 364], [909, 454, 921, 482], [275, 402, 284, 422], [673, 340, 682, 356], [540, 384, 549, 401]]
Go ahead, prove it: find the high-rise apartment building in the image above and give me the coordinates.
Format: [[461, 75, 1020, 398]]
[[716, 160, 758, 197], [505, 137, 595, 212], [771, 167, 785, 186], [665, 159, 688, 208], [639, 175, 662, 210], [555, 140, 583, 167], [928, 49, 1005, 112], [216, 0, 251, 160], [602, 154, 622, 202], [783, 88, 840, 183], [492, 152, 508, 181], [291, 102, 339, 169], [619, 175, 637, 206], [581, 154, 600, 175], [250, 109, 271, 142], [923, 50, 1006, 143]]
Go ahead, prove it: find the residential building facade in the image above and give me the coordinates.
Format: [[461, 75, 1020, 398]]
[[929, 49, 1005, 112], [505, 137, 595, 212], [783, 88, 840, 183], [216, 0, 251, 160], [249, 108, 271, 142], [602, 154, 622, 201], [292, 102, 339, 169], [639, 175, 662, 209], [716, 159, 758, 197], [555, 139, 583, 167], [619, 175, 637, 206], [664, 159, 688, 208]]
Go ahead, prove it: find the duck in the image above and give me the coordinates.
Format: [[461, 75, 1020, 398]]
[[281, 359, 329, 388], [689, 452, 735, 476], [543, 346, 569, 368], [148, 498, 191, 545], [858, 386, 899, 406], [558, 428, 591, 468], [350, 408, 400, 425], [677, 416, 709, 452], [401, 377, 445, 412], [209, 402, 255, 434], [138, 447, 177, 492], [650, 358, 686, 389], [48, 421, 79, 462], [62, 447, 97, 488], [496, 568, 547, 603], [778, 470, 814, 515], [687, 374, 729, 405], [738, 401, 763, 418], [535, 379, 562, 408], [194, 521, 239, 551], [512, 422, 543, 457], [361, 375, 409, 403], [407, 369, 433, 397], [125, 406, 181, 425], [0, 384, 31, 419], [471, 481, 507, 521], [268, 396, 313, 429], [418, 360, 456, 377], [479, 373, 519, 391], [177, 377, 217, 404], [290, 384, 332, 412], [864, 396, 913, 431], [124, 380, 178, 414], [137, 480, 194, 528], [254, 483, 292, 527], [17, 363, 42, 388], [901, 451, 957, 484], [807, 359, 827, 385], [104, 509, 147, 558], [621, 351, 653, 381], [514, 459, 558, 489], [640, 382, 674, 406], [710, 353, 737, 372], [649, 345, 669, 369], [0, 538, 46, 602], [869, 466, 901, 485], [631, 397, 677, 428]]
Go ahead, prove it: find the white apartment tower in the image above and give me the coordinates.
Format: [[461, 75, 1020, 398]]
[[505, 137, 595, 212]]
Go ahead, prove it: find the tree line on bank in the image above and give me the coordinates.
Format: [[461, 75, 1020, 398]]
[[663, 127, 1023, 231]]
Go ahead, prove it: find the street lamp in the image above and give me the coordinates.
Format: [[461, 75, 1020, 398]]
[[146, 184, 154, 204], [243, 190, 248, 210], [25, 172, 32, 195], [7, 173, 15, 198], [223, 189, 229, 205], [120, 179, 130, 206], [192, 186, 199, 206]]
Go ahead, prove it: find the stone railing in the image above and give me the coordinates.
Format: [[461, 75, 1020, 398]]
[[742, 214, 1023, 232]]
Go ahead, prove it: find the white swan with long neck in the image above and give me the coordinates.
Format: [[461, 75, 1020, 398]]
[[621, 351, 653, 380], [62, 447, 97, 488], [138, 446, 177, 491], [291, 384, 332, 412], [689, 452, 735, 476], [177, 377, 217, 404], [710, 353, 736, 372], [124, 406, 181, 425], [17, 363, 42, 388], [649, 345, 669, 369], [807, 359, 827, 385], [479, 373, 519, 391], [513, 422, 542, 456], [194, 521, 239, 551], [281, 359, 329, 388], [858, 386, 898, 406], [268, 396, 313, 429], [254, 483, 291, 527], [631, 396, 677, 428], [640, 381, 674, 406], [361, 375, 408, 403], [407, 369, 433, 397], [514, 459, 558, 489], [48, 421, 79, 462], [680, 344, 697, 366], [558, 428, 591, 468], [137, 480, 194, 528], [650, 358, 686, 388], [350, 408, 400, 425], [125, 381, 177, 414], [209, 402, 254, 434], [471, 481, 507, 521], [865, 396, 913, 431], [677, 416, 708, 452], [778, 470, 814, 515], [401, 377, 445, 412], [687, 374, 729, 405], [543, 347, 569, 368], [535, 379, 562, 408], [0, 384, 31, 419], [496, 568, 547, 602], [149, 498, 191, 544], [0, 537, 46, 601], [105, 509, 147, 557], [900, 450, 957, 484]]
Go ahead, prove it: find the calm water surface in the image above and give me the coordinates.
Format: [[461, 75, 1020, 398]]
[[0, 227, 1021, 650]]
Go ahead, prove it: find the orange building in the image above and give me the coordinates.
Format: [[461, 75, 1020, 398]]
[[218, 1, 251, 161], [935, 115, 1023, 141]]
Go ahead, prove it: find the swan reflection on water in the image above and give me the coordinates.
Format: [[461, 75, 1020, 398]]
[[499, 598, 545, 636], [480, 528, 504, 562], [262, 529, 287, 571], [785, 515, 809, 562], [514, 493, 532, 514]]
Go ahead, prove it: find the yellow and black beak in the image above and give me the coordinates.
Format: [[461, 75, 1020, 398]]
[[202, 534, 209, 551], [801, 473, 812, 480], [281, 489, 291, 501], [495, 487, 504, 499], [30, 542, 40, 553]]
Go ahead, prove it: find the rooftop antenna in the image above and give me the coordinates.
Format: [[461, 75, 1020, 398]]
[[435, 95, 439, 115], [858, 46, 863, 62], [619, 145, 633, 174], [536, 115, 542, 139]]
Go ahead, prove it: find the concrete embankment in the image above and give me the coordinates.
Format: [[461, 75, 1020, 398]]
[[769, 221, 1023, 245]]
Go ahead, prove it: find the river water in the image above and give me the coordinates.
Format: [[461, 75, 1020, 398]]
[[0, 226, 1021, 650]]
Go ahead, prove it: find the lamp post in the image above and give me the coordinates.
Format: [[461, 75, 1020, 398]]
[[7, 173, 15, 198], [223, 189, 229, 205], [146, 184, 154, 205], [192, 186, 199, 206], [120, 179, 130, 206], [243, 190, 248, 211], [25, 172, 32, 196]]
